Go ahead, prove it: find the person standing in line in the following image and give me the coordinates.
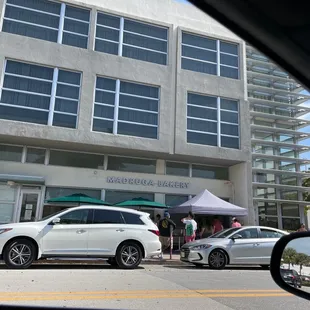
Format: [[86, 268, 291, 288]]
[[231, 217, 241, 228], [212, 216, 223, 234], [181, 211, 197, 243], [297, 223, 307, 232], [158, 211, 176, 258]]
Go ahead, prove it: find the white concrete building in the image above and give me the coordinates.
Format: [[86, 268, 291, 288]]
[[0, 0, 253, 224]]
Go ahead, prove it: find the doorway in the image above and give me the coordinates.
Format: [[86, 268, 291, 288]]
[[17, 189, 41, 222]]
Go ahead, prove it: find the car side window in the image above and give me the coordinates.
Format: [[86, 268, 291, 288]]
[[260, 229, 284, 238], [121, 212, 144, 225], [92, 209, 124, 224], [59, 209, 89, 225], [232, 228, 259, 239]]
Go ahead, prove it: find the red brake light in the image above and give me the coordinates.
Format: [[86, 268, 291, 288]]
[[148, 229, 159, 236]]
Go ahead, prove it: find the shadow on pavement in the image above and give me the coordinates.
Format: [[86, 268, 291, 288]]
[[163, 265, 265, 271], [0, 264, 145, 270]]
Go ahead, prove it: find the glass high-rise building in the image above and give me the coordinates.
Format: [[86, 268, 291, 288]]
[[247, 45, 310, 230]]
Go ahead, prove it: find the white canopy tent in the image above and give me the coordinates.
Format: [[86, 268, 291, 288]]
[[169, 189, 248, 216]]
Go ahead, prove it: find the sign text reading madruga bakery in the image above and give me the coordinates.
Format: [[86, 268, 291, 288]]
[[106, 177, 189, 188]]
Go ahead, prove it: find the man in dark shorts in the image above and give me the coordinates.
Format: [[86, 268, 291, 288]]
[[158, 211, 176, 259]]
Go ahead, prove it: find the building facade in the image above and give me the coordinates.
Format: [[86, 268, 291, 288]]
[[0, 0, 253, 224], [247, 45, 310, 230]]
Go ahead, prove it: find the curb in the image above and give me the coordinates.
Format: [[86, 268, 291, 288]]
[[31, 259, 187, 266]]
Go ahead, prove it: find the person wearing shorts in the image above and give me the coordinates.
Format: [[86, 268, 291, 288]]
[[158, 211, 176, 258], [182, 211, 197, 243]]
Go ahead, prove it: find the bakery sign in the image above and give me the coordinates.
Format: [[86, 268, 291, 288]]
[[106, 176, 190, 189]]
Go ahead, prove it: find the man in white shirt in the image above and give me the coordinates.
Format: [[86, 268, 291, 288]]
[[181, 211, 197, 243]]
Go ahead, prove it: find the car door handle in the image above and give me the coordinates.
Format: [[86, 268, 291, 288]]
[[76, 229, 87, 234], [116, 229, 125, 232], [254, 243, 260, 246]]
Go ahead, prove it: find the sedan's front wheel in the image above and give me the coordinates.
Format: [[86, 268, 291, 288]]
[[3, 239, 36, 269], [208, 249, 227, 270]]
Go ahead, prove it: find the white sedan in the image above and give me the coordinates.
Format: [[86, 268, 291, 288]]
[[180, 226, 288, 269], [0, 206, 161, 269]]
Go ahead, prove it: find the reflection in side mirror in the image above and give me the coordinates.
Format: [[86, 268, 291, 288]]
[[52, 218, 61, 225], [280, 238, 310, 292]]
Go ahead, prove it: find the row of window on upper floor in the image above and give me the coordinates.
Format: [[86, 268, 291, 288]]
[[254, 187, 301, 202], [0, 59, 240, 149], [0, 144, 229, 180], [253, 172, 302, 186], [1, 0, 240, 79]]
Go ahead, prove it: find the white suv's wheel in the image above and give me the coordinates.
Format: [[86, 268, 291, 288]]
[[3, 239, 36, 269], [115, 242, 142, 269]]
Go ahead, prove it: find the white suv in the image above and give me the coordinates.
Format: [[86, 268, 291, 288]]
[[0, 206, 161, 269]]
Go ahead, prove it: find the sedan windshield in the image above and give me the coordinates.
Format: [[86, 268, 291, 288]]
[[209, 227, 241, 238]]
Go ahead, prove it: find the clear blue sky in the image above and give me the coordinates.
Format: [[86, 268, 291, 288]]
[[287, 238, 310, 255]]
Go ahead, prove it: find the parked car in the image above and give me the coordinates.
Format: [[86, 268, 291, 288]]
[[280, 268, 302, 288], [0, 206, 161, 269], [180, 226, 288, 269]]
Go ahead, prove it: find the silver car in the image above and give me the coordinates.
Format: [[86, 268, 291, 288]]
[[180, 226, 289, 269]]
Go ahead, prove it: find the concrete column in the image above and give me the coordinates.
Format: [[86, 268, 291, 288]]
[[88, 8, 97, 51], [156, 159, 165, 175], [229, 161, 254, 225], [154, 193, 165, 218], [77, 69, 96, 131]]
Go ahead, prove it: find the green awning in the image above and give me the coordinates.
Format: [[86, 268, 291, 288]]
[[115, 197, 168, 209], [46, 193, 111, 205]]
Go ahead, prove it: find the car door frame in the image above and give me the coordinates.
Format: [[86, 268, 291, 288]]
[[87, 208, 128, 257], [228, 227, 263, 265], [256, 227, 286, 265], [41, 208, 92, 257]]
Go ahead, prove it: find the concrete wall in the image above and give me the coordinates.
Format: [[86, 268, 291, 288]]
[[0, 0, 250, 163], [0, 0, 253, 222], [1, 162, 232, 198]]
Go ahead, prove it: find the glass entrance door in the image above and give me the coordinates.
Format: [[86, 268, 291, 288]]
[[18, 190, 41, 222]]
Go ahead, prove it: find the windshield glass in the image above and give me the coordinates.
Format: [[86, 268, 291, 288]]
[[281, 269, 293, 275], [209, 227, 241, 238]]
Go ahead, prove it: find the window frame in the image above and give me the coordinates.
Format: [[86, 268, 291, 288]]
[[92, 75, 160, 139], [55, 208, 91, 225], [94, 11, 169, 65], [0, 59, 82, 129], [230, 227, 259, 239], [181, 31, 240, 79], [48, 148, 104, 169], [2, 0, 91, 49], [186, 92, 240, 149], [90, 208, 125, 224], [259, 228, 285, 239], [107, 155, 157, 174], [121, 211, 145, 225]]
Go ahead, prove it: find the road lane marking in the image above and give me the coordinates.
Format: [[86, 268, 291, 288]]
[[0, 289, 284, 296], [0, 290, 292, 301]]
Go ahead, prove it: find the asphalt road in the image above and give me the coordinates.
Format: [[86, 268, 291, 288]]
[[0, 263, 309, 310]]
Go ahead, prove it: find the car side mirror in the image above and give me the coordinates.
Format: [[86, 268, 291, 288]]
[[232, 234, 242, 240], [270, 231, 310, 301], [51, 217, 61, 225]]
